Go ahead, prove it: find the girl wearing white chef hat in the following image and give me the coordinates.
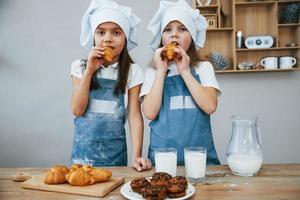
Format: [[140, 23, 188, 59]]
[[140, 0, 221, 165], [70, 0, 151, 171]]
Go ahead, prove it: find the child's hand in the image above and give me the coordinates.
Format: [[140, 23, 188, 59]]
[[153, 47, 168, 72], [132, 157, 152, 172], [173, 46, 191, 75], [86, 46, 105, 75]]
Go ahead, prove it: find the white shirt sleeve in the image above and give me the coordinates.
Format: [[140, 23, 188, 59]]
[[196, 61, 221, 94], [70, 59, 84, 79], [127, 63, 144, 89], [140, 67, 157, 98]]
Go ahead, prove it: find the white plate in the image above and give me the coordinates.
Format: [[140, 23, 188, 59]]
[[120, 181, 195, 200]]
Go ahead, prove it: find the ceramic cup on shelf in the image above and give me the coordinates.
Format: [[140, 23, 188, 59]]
[[279, 56, 297, 69], [260, 56, 278, 69]]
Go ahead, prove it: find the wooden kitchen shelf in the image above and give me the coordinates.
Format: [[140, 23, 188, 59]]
[[235, 1, 277, 6], [207, 28, 234, 31], [215, 68, 300, 74], [278, 23, 300, 27], [277, 0, 300, 4], [192, 0, 300, 73], [196, 5, 219, 9], [236, 47, 300, 52]]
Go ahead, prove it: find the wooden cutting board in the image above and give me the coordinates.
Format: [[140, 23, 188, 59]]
[[21, 175, 124, 197]]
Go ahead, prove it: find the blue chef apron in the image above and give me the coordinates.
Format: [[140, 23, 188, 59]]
[[148, 68, 220, 165], [71, 73, 127, 166]]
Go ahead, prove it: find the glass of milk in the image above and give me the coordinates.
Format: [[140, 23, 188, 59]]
[[155, 148, 177, 176], [184, 147, 207, 183]]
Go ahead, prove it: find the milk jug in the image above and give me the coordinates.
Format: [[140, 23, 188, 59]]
[[226, 115, 263, 176]]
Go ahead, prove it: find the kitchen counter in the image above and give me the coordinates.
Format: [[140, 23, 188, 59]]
[[1, 164, 300, 199]]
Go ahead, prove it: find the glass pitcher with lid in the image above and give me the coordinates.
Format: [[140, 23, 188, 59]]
[[226, 115, 263, 176]]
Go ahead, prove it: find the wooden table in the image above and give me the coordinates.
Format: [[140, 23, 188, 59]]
[[1, 164, 300, 200]]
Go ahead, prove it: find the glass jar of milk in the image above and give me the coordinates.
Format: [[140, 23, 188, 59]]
[[226, 115, 263, 176]]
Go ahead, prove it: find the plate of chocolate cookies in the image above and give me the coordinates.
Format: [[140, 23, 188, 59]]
[[120, 172, 195, 200]]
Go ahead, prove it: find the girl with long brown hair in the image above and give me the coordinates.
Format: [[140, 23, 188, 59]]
[[70, 0, 151, 171]]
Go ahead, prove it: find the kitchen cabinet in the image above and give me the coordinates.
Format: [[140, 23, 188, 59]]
[[192, 0, 300, 73]]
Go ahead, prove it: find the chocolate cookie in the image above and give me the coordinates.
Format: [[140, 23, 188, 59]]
[[130, 177, 151, 193], [167, 176, 188, 198], [152, 172, 172, 181], [151, 172, 172, 187], [168, 176, 188, 189], [141, 184, 167, 200], [167, 190, 186, 198]]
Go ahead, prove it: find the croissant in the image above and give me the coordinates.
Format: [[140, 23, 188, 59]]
[[164, 42, 178, 60], [89, 168, 112, 183], [45, 164, 112, 186], [82, 164, 93, 173], [103, 47, 114, 62], [44, 165, 69, 184], [69, 163, 82, 173], [65, 168, 95, 186]]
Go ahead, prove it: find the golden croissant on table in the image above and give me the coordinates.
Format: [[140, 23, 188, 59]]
[[89, 168, 112, 183], [44, 165, 69, 184], [65, 168, 95, 186], [68, 163, 82, 173], [44, 164, 112, 186]]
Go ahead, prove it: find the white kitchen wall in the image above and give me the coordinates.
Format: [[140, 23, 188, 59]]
[[0, 0, 299, 167]]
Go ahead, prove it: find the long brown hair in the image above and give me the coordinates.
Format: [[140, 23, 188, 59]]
[[187, 39, 208, 67], [82, 41, 133, 95]]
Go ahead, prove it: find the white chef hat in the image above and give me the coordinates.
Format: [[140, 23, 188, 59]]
[[148, 0, 208, 50], [80, 0, 141, 51]]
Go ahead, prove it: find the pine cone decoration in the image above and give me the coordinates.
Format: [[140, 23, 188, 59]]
[[209, 52, 229, 70]]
